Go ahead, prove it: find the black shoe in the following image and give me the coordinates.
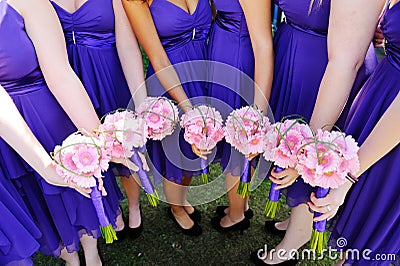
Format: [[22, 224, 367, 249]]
[[187, 207, 201, 223], [128, 207, 143, 240], [215, 205, 254, 219], [250, 250, 298, 265], [211, 215, 250, 234], [167, 208, 202, 236], [115, 205, 128, 241], [264, 220, 286, 238]]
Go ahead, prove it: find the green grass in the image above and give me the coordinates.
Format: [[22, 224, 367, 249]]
[[33, 163, 337, 266]]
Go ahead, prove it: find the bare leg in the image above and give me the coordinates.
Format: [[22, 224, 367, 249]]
[[80, 234, 101, 266], [120, 174, 141, 228], [163, 178, 194, 229], [263, 204, 313, 264], [219, 173, 246, 227], [182, 176, 194, 214], [223, 166, 255, 215], [59, 248, 80, 266]]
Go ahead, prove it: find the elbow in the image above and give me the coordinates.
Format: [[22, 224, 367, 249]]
[[328, 52, 365, 74]]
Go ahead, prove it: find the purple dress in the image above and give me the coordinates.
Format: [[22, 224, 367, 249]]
[[145, 0, 211, 184], [270, 0, 378, 207], [51, 0, 133, 178], [51, 0, 131, 116], [329, 5, 400, 265], [0, 166, 41, 265], [0, 1, 122, 257], [207, 0, 259, 177]]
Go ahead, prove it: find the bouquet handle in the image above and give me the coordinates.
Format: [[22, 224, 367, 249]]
[[201, 158, 209, 184], [310, 187, 330, 253], [264, 166, 284, 218], [131, 147, 159, 207], [90, 185, 117, 244], [237, 157, 251, 198]]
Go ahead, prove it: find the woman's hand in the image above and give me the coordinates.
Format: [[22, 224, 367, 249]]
[[111, 153, 150, 172], [191, 144, 211, 160], [269, 167, 300, 189], [246, 152, 259, 161], [44, 163, 91, 198], [307, 180, 353, 221]]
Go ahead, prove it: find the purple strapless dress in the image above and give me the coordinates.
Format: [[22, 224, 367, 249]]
[[208, 0, 263, 177], [145, 0, 211, 184], [0, 166, 41, 265], [329, 5, 400, 265], [0, 1, 121, 257], [51, 0, 133, 178], [270, 0, 378, 207]]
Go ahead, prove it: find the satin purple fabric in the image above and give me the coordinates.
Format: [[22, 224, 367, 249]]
[[145, 0, 212, 184], [270, 0, 378, 207], [0, 1, 121, 258], [207, 0, 259, 178], [329, 5, 400, 265]]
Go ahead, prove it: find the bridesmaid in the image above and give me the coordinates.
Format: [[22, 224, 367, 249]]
[[123, 0, 211, 236], [306, 0, 399, 265], [256, 0, 378, 263], [0, 85, 69, 265], [50, 0, 147, 239], [207, 0, 273, 232], [0, 0, 128, 264]]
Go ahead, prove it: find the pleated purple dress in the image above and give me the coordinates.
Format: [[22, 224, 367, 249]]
[[270, 0, 378, 207], [0, 166, 41, 265], [0, 1, 122, 257], [329, 5, 400, 265], [207, 0, 258, 177], [51, 0, 133, 178], [145, 0, 211, 184]]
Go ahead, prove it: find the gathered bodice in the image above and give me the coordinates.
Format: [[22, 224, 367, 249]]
[[149, 0, 211, 51], [275, 0, 331, 35], [51, 0, 116, 47], [0, 1, 45, 94], [381, 2, 400, 71]]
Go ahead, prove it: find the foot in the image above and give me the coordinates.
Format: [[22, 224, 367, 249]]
[[115, 213, 125, 232], [170, 207, 194, 230], [85, 254, 102, 266], [220, 214, 245, 228], [60, 249, 79, 266], [275, 219, 289, 231], [128, 205, 142, 229]]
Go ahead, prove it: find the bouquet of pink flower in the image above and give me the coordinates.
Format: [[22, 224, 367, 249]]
[[137, 97, 179, 140], [225, 106, 270, 197], [98, 109, 159, 207], [180, 105, 225, 183], [52, 130, 117, 244], [295, 129, 360, 253], [263, 118, 313, 218]]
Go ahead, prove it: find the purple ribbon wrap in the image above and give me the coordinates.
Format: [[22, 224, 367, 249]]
[[130, 146, 155, 195], [313, 187, 330, 233], [269, 166, 284, 202], [201, 158, 209, 175], [90, 185, 110, 227], [240, 157, 251, 183]]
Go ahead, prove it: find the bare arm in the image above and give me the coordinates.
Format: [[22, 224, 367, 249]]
[[113, 0, 147, 109], [309, 0, 384, 130], [309, 92, 399, 221], [122, 0, 192, 112], [0, 86, 89, 196], [11, 0, 100, 131], [240, 0, 274, 112]]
